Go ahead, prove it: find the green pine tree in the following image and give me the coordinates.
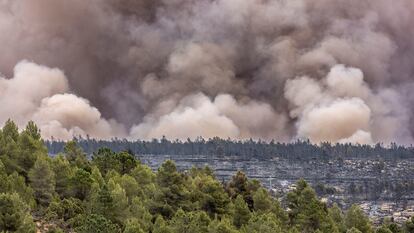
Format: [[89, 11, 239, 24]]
[[0, 193, 36, 233], [28, 156, 56, 206], [233, 195, 250, 228]]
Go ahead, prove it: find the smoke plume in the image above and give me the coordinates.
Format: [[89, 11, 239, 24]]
[[0, 61, 125, 140], [1, 0, 414, 144]]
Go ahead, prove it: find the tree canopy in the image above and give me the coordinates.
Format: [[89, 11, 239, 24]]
[[0, 120, 412, 232]]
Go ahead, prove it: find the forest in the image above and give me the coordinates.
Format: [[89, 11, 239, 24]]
[[46, 136, 414, 160], [1, 119, 414, 233]]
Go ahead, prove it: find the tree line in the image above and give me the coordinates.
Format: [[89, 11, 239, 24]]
[[1, 119, 414, 233], [46, 136, 414, 159]]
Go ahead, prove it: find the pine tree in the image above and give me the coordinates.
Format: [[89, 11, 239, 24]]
[[208, 217, 239, 233], [6, 172, 36, 207], [233, 195, 250, 228], [75, 214, 120, 233], [95, 184, 114, 218], [406, 217, 414, 233], [347, 228, 363, 233], [0, 193, 36, 233], [191, 174, 230, 217], [152, 215, 172, 233], [152, 160, 190, 217], [252, 188, 272, 213], [17, 122, 46, 176], [329, 204, 346, 233], [70, 168, 93, 200], [24, 121, 41, 141], [51, 155, 74, 198], [129, 197, 153, 232], [243, 212, 282, 233], [375, 226, 392, 233], [0, 120, 21, 175], [28, 156, 56, 206], [287, 179, 338, 233], [64, 141, 88, 168], [123, 218, 145, 233], [345, 205, 373, 233], [108, 180, 129, 224], [0, 161, 9, 192], [2, 119, 19, 142]]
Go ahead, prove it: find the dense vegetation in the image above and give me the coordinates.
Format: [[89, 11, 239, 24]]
[[46, 136, 414, 159], [1, 120, 414, 233]]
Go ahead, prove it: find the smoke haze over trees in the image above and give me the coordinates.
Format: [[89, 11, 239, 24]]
[[1, 0, 414, 144]]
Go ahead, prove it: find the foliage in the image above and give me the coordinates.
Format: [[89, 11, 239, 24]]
[[75, 214, 120, 233], [28, 156, 56, 206], [46, 137, 414, 160], [0, 120, 412, 233], [406, 217, 414, 233], [345, 204, 374, 233], [233, 195, 251, 228], [0, 192, 36, 233]]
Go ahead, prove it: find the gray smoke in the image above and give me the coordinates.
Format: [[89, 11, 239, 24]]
[[1, 0, 414, 143]]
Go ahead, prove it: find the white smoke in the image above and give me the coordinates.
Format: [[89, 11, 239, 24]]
[[285, 64, 411, 144], [1, 61, 411, 144], [0, 61, 125, 140], [130, 93, 240, 140], [297, 98, 372, 144], [0, 61, 68, 123], [130, 93, 288, 140]]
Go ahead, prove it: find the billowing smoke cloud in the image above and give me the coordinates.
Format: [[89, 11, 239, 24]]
[[130, 93, 288, 140], [297, 98, 373, 144], [0, 61, 125, 140], [285, 65, 411, 144], [1, 0, 414, 144]]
